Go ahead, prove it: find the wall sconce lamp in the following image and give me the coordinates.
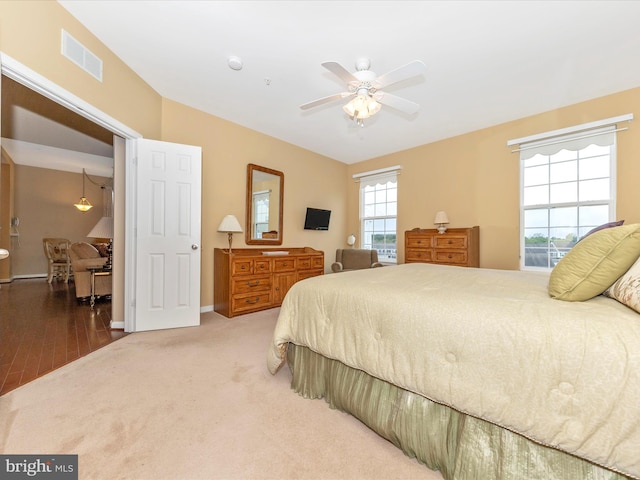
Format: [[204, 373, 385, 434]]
[[217, 215, 243, 252], [74, 168, 93, 212], [347, 234, 356, 248], [434, 211, 450, 234]]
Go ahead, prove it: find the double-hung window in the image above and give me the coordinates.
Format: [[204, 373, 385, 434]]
[[252, 190, 270, 238], [511, 116, 631, 270], [354, 167, 400, 263]]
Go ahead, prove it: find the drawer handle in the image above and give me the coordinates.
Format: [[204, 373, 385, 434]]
[[448, 254, 453, 258], [245, 297, 260, 304], [246, 281, 260, 287], [448, 240, 453, 244], [240, 265, 247, 270]]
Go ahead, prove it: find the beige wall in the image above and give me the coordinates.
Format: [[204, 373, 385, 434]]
[[10, 165, 108, 276], [0, 1, 162, 139], [160, 99, 347, 306], [347, 87, 640, 269]]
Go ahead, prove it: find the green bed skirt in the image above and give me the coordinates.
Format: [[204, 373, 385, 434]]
[[287, 344, 631, 480]]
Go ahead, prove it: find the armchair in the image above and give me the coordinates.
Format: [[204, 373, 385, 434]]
[[69, 242, 112, 301], [331, 249, 383, 273]]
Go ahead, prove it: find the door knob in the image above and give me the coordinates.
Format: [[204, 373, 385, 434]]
[[191, 244, 199, 250]]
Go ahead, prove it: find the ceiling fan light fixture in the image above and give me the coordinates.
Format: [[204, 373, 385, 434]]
[[343, 94, 381, 124]]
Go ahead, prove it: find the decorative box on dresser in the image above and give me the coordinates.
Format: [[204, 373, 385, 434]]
[[214, 247, 324, 318], [405, 226, 480, 267]]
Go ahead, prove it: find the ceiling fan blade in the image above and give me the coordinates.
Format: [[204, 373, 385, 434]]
[[374, 91, 420, 115], [299, 92, 353, 110], [321, 62, 359, 84], [375, 60, 426, 89]]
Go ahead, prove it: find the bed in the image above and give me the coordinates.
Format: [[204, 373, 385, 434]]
[[268, 237, 640, 480]]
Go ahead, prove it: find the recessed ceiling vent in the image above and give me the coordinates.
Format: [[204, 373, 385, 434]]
[[61, 30, 103, 82]]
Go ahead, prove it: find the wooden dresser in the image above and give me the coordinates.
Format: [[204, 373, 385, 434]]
[[405, 226, 480, 267], [214, 247, 324, 317]]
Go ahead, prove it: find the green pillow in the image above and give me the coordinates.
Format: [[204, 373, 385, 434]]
[[548, 223, 640, 301]]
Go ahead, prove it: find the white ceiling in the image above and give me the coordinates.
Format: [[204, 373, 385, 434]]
[[57, 0, 640, 165]]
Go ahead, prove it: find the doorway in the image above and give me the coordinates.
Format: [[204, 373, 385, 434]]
[[2, 54, 203, 336]]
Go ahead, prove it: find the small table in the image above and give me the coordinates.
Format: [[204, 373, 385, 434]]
[[87, 266, 112, 308]]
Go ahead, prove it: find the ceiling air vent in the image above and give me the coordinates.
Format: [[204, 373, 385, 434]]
[[61, 30, 103, 82]]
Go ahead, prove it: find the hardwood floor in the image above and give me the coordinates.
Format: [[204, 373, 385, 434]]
[[0, 277, 127, 396]]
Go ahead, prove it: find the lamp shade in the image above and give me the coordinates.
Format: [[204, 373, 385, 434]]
[[434, 211, 449, 225], [217, 215, 243, 233], [347, 234, 356, 246], [88, 216, 114, 239]]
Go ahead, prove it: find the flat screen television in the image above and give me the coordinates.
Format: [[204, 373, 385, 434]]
[[304, 207, 331, 231]]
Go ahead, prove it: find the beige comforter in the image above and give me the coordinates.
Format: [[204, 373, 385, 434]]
[[268, 263, 640, 479]]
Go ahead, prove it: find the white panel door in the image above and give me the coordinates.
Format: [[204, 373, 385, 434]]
[[134, 139, 201, 332]]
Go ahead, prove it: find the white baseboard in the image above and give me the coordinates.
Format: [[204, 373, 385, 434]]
[[200, 305, 213, 313], [110, 321, 125, 330]]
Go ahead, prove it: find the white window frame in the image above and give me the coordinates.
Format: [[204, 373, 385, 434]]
[[509, 115, 632, 271], [353, 166, 400, 264], [252, 190, 270, 238]]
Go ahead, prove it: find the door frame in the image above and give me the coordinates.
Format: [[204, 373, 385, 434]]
[[1, 52, 142, 331]]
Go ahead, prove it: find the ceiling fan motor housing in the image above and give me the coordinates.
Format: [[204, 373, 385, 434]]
[[350, 69, 378, 95]]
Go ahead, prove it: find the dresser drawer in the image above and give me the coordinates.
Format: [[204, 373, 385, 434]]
[[231, 274, 271, 294], [433, 250, 468, 265], [405, 249, 433, 263], [311, 256, 324, 269], [297, 256, 312, 269], [231, 291, 272, 313], [254, 259, 271, 274], [273, 257, 296, 272], [231, 259, 254, 275], [434, 235, 468, 249], [406, 235, 433, 248]]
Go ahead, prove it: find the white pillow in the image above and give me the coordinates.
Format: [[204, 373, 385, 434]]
[[604, 255, 640, 313]]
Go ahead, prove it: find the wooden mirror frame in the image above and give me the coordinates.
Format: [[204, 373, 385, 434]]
[[245, 163, 284, 245]]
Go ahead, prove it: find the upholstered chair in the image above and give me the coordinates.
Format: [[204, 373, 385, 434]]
[[42, 238, 72, 283], [331, 249, 383, 273]]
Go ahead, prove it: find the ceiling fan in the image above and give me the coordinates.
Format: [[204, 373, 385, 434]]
[[300, 58, 426, 126]]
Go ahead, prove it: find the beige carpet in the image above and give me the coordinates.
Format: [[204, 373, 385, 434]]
[[0, 308, 443, 480]]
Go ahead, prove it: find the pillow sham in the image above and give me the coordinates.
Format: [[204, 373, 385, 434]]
[[604, 255, 640, 313], [548, 223, 640, 301], [577, 220, 624, 242]]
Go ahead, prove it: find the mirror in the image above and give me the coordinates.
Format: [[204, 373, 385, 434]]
[[246, 163, 284, 245]]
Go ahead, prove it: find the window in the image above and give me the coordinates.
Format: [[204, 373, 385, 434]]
[[252, 190, 269, 238], [517, 125, 619, 270], [354, 167, 400, 263]]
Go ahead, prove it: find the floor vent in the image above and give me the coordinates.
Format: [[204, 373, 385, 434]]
[[61, 30, 103, 82]]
